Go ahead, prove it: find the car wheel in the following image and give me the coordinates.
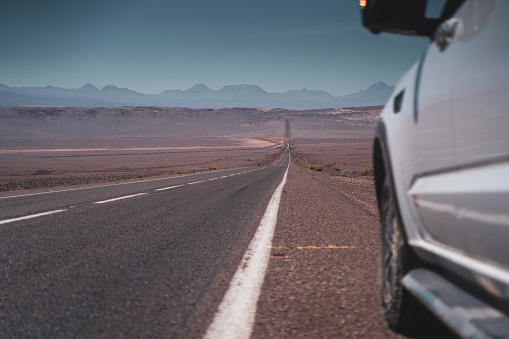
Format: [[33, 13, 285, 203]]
[[380, 175, 426, 331]]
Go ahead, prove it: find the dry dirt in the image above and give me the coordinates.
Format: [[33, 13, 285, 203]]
[[0, 105, 381, 192], [0, 137, 283, 191], [252, 159, 393, 338]]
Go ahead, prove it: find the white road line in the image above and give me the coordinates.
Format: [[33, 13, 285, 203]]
[[155, 184, 184, 191], [0, 167, 253, 200], [220, 176, 229, 179], [93, 193, 147, 204], [208, 178, 219, 181], [204, 163, 289, 339], [188, 180, 206, 185], [0, 209, 67, 225]]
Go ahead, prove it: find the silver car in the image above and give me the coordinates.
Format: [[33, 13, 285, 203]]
[[362, 0, 509, 337]]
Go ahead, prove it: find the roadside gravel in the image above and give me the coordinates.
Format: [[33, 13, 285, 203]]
[[252, 161, 403, 338]]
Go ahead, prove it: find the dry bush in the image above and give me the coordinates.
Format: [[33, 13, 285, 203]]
[[359, 168, 374, 176], [208, 167, 217, 171], [297, 162, 323, 172], [174, 170, 182, 175]]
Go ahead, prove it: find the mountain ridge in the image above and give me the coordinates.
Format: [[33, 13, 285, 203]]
[[0, 82, 394, 109]]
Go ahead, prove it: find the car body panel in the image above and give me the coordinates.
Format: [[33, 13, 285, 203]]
[[404, 36, 466, 252], [374, 0, 509, 308], [450, 0, 509, 272]]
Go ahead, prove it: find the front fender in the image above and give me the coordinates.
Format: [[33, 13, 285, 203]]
[[373, 60, 426, 248]]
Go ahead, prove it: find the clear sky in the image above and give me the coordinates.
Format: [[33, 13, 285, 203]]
[[0, 0, 431, 96]]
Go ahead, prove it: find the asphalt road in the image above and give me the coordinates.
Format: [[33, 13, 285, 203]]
[[0, 152, 289, 338]]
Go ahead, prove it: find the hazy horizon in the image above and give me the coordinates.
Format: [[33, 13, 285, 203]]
[[1, 0, 431, 97], [0, 80, 392, 95]]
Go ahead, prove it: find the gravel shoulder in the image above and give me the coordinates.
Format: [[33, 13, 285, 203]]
[[252, 160, 403, 338]]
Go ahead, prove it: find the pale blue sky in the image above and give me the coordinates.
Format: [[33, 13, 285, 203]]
[[0, 0, 431, 96]]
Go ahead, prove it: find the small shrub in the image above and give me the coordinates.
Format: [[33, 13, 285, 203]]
[[208, 167, 217, 171], [299, 163, 323, 172], [33, 169, 51, 175], [174, 170, 182, 175], [359, 168, 374, 176]]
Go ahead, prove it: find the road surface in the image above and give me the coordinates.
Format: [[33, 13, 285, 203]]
[[0, 152, 289, 338]]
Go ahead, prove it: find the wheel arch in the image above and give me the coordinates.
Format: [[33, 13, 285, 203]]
[[373, 120, 412, 244], [374, 119, 428, 264], [373, 120, 391, 215]]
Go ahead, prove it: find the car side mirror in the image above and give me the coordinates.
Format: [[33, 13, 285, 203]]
[[360, 0, 443, 37], [434, 18, 461, 50]]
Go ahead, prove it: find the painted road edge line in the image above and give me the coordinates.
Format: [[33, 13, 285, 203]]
[[155, 184, 184, 191], [0, 209, 67, 225], [204, 162, 289, 339], [94, 193, 147, 204], [0, 166, 255, 200]]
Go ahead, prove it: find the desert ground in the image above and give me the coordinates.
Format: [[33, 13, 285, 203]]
[[0, 137, 283, 191], [0, 105, 380, 192]]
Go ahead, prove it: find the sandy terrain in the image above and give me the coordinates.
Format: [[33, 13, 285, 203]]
[[0, 105, 381, 192], [291, 138, 373, 176], [0, 139, 283, 191]]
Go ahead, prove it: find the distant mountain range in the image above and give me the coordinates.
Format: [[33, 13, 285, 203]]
[[0, 82, 394, 109]]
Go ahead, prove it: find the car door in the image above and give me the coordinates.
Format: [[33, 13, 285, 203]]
[[449, 0, 509, 268], [404, 17, 466, 251]]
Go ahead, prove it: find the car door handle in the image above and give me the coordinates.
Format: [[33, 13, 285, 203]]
[[434, 18, 461, 50]]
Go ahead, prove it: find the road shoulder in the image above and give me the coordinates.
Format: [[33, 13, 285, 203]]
[[252, 161, 402, 338]]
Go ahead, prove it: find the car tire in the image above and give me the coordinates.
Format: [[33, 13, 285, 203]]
[[380, 175, 427, 332]]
